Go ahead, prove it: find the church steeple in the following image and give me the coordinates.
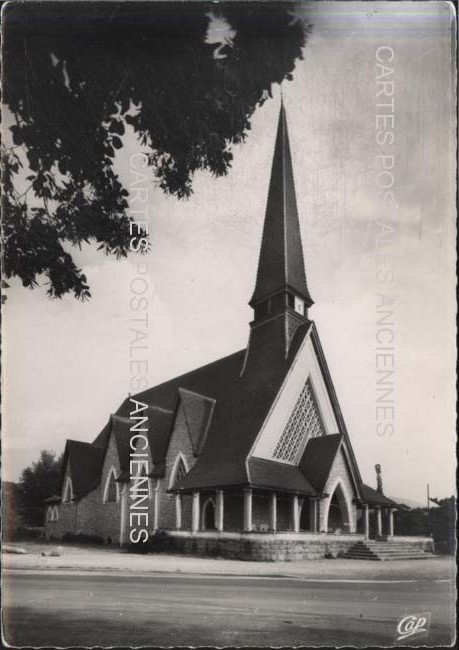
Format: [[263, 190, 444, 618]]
[[250, 101, 313, 313], [241, 102, 313, 376]]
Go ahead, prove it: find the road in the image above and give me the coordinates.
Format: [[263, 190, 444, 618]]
[[2, 571, 455, 647]]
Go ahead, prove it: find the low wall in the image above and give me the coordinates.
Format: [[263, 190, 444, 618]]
[[387, 535, 435, 552], [168, 531, 365, 561]]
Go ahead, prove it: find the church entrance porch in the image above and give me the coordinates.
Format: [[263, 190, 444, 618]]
[[173, 488, 328, 536]]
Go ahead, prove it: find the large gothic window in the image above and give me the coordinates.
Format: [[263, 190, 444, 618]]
[[272, 378, 325, 463]]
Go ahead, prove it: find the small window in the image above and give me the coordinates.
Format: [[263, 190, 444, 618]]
[[174, 458, 187, 487], [169, 454, 188, 490], [106, 473, 118, 502], [62, 477, 73, 503], [47, 506, 59, 521]]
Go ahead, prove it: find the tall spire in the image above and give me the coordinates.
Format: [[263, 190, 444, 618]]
[[250, 101, 313, 309], [241, 102, 313, 377]]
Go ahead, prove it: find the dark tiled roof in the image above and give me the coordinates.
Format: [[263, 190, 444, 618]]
[[299, 433, 343, 493], [361, 484, 401, 508], [111, 415, 132, 473], [106, 406, 174, 478], [147, 406, 175, 466], [63, 440, 104, 499], [60, 320, 363, 499], [179, 388, 215, 457], [139, 324, 312, 491], [44, 494, 61, 504], [248, 457, 317, 495]]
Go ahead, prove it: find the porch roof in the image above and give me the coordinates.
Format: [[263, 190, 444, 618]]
[[248, 457, 317, 495], [361, 484, 401, 508]]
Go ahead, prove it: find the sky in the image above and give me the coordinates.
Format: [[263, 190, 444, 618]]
[[2, 2, 456, 505]]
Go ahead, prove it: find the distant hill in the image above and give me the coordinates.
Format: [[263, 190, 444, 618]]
[[388, 495, 426, 509]]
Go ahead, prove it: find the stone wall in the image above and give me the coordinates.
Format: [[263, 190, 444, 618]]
[[169, 532, 364, 561], [45, 435, 123, 544]]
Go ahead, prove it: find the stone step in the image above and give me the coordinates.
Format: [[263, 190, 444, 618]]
[[344, 540, 434, 561], [346, 554, 432, 561]]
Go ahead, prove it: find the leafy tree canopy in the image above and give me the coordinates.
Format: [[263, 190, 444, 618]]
[[18, 450, 63, 526], [2, 1, 309, 299]]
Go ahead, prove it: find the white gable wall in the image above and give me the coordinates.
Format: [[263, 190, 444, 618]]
[[250, 330, 340, 464]]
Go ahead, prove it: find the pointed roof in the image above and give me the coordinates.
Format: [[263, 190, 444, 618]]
[[250, 102, 313, 307]]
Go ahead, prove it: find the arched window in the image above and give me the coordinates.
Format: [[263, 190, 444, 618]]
[[103, 467, 119, 503], [169, 453, 189, 490], [62, 476, 73, 503], [47, 505, 59, 521], [202, 498, 216, 530]]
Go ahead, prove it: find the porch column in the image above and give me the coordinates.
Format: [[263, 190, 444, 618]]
[[243, 488, 253, 532], [216, 490, 224, 532], [309, 498, 318, 533], [363, 504, 370, 539], [376, 506, 382, 537], [192, 491, 200, 532], [292, 494, 300, 533], [153, 479, 160, 532], [175, 493, 182, 530], [119, 484, 128, 546], [269, 492, 277, 532], [388, 508, 395, 537]]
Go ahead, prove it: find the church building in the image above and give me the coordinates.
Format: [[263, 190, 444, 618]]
[[45, 104, 427, 561]]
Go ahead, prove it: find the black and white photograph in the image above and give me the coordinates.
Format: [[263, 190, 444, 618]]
[[1, 1, 456, 647]]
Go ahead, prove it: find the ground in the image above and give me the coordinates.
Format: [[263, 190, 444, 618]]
[[2, 542, 456, 647]]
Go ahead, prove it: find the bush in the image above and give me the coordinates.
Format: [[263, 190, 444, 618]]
[[126, 530, 175, 554], [61, 532, 104, 545], [9, 526, 44, 541]]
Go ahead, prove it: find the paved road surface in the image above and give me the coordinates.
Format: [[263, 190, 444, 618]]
[[2, 571, 455, 647]]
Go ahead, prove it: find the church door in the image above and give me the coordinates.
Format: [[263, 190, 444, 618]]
[[203, 499, 216, 530]]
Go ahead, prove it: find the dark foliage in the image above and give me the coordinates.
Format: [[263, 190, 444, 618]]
[[17, 450, 63, 526], [394, 497, 456, 554], [2, 1, 309, 299], [126, 529, 175, 554]]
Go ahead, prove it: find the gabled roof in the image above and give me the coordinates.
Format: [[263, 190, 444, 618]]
[[250, 102, 313, 307], [44, 494, 61, 504], [62, 440, 104, 499], [248, 457, 316, 496], [309, 326, 364, 497], [361, 484, 401, 508], [178, 388, 215, 457], [111, 414, 132, 473], [126, 323, 312, 492], [299, 433, 343, 493]]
